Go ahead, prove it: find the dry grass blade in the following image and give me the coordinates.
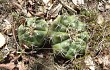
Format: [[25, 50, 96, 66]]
[[58, 0, 77, 14], [48, 3, 62, 18]]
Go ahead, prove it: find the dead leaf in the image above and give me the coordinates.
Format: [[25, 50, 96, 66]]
[[12, 2, 22, 10], [37, 53, 44, 58], [108, 0, 110, 3], [105, 3, 110, 10], [28, 0, 33, 5], [85, 55, 95, 70], [97, 2, 105, 12], [72, 0, 84, 5], [3, 19, 11, 31], [0, 62, 26, 70], [27, 12, 32, 17], [18, 0, 24, 5], [48, 3, 62, 18], [18, 0, 23, 3], [58, 0, 77, 14], [97, 14, 104, 25], [43, 0, 50, 5], [0, 33, 6, 48]]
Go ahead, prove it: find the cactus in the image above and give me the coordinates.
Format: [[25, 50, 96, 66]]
[[51, 15, 89, 59], [18, 15, 89, 59], [18, 17, 48, 47]]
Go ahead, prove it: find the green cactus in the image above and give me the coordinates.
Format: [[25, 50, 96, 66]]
[[18, 17, 48, 47], [18, 15, 89, 59], [51, 15, 89, 59]]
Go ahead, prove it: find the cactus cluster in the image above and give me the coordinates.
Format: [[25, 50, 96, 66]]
[[18, 15, 89, 59]]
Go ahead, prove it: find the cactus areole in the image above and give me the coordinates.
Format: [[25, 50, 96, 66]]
[[18, 15, 89, 59]]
